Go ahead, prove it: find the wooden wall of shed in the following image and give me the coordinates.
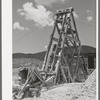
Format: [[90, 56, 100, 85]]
[[84, 56, 96, 69]]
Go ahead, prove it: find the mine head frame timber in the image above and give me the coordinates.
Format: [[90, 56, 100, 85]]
[[15, 7, 96, 99]]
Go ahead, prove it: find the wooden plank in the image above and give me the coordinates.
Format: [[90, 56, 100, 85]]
[[62, 53, 69, 66], [50, 49, 60, 72], [67, 39, 75, 46], [56, 19, 63, 23], [71, 10, 80, 41], [60, 67, 68, 83], [56, 10, 70, 15], [53, 37, 58, 42], [33, 68, 44, 82], [73, 46, 81, 81], [57, 68, 61, 83], [40, 72, 56, 75], [81, 48, 89, 75], [55, 7, 73, 15], [34, 81, 42, 87], [54, 61, 60, 84], [62, 54, 73, 82], [61, 66, 69, 69], [67, 67, 73, 82], [65, 35, 80, 43], [67, 21, 77, 47], [45, 75, 55, 83], [80, 62, 88, 80], [17, 75, 30, 98], [29, 69, 37, 83]]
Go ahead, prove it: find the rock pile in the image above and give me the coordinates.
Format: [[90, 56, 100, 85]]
[[22, 70, 96, 100]]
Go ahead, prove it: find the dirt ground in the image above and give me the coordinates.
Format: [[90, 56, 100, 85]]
[[13, 68, 96, 100]]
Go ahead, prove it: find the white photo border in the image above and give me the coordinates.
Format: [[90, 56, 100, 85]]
[[2, 0, 99, 100]]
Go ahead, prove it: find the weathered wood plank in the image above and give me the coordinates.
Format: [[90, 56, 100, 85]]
[[60, 67, 68, 83]]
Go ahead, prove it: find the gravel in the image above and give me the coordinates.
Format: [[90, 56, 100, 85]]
[[21, 70, 96, 100]]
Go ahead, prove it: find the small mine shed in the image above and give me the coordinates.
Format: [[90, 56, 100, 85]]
[[81, 45, 96, 70]]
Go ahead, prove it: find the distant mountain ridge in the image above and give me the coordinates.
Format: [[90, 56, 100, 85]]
[[13, 51, 46, 61], [13, 45, 96, 61]]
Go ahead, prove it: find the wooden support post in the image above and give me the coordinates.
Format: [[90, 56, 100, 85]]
[[17, 76, 30, 99], [80, 62, 88, 80], [73, 46, 81, 81], [60, 67, 68, 83], [67, 67, 73, 82], [57, 68, 61, 83], [32, 68, 44, 82], [65, 35, 80, 43], [42, 16, 59, 71], [71, 10, 80, 41], [50, 13, 68, 73], [54, 61, 60, 84]]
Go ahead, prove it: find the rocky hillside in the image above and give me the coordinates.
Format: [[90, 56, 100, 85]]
[[13, 58, 43, 68], [13, 45, 96, 60]]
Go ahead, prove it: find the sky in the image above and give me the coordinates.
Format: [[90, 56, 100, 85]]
[[13, 0, 96, 54]]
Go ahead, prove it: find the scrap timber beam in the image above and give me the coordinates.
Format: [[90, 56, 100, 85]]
[[16, 67, 55, 99]]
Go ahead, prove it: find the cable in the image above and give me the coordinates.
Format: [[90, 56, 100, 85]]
[[13, 28, 38, 45], [13, 17, 54, 45], [13, 9, 95, 45]]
